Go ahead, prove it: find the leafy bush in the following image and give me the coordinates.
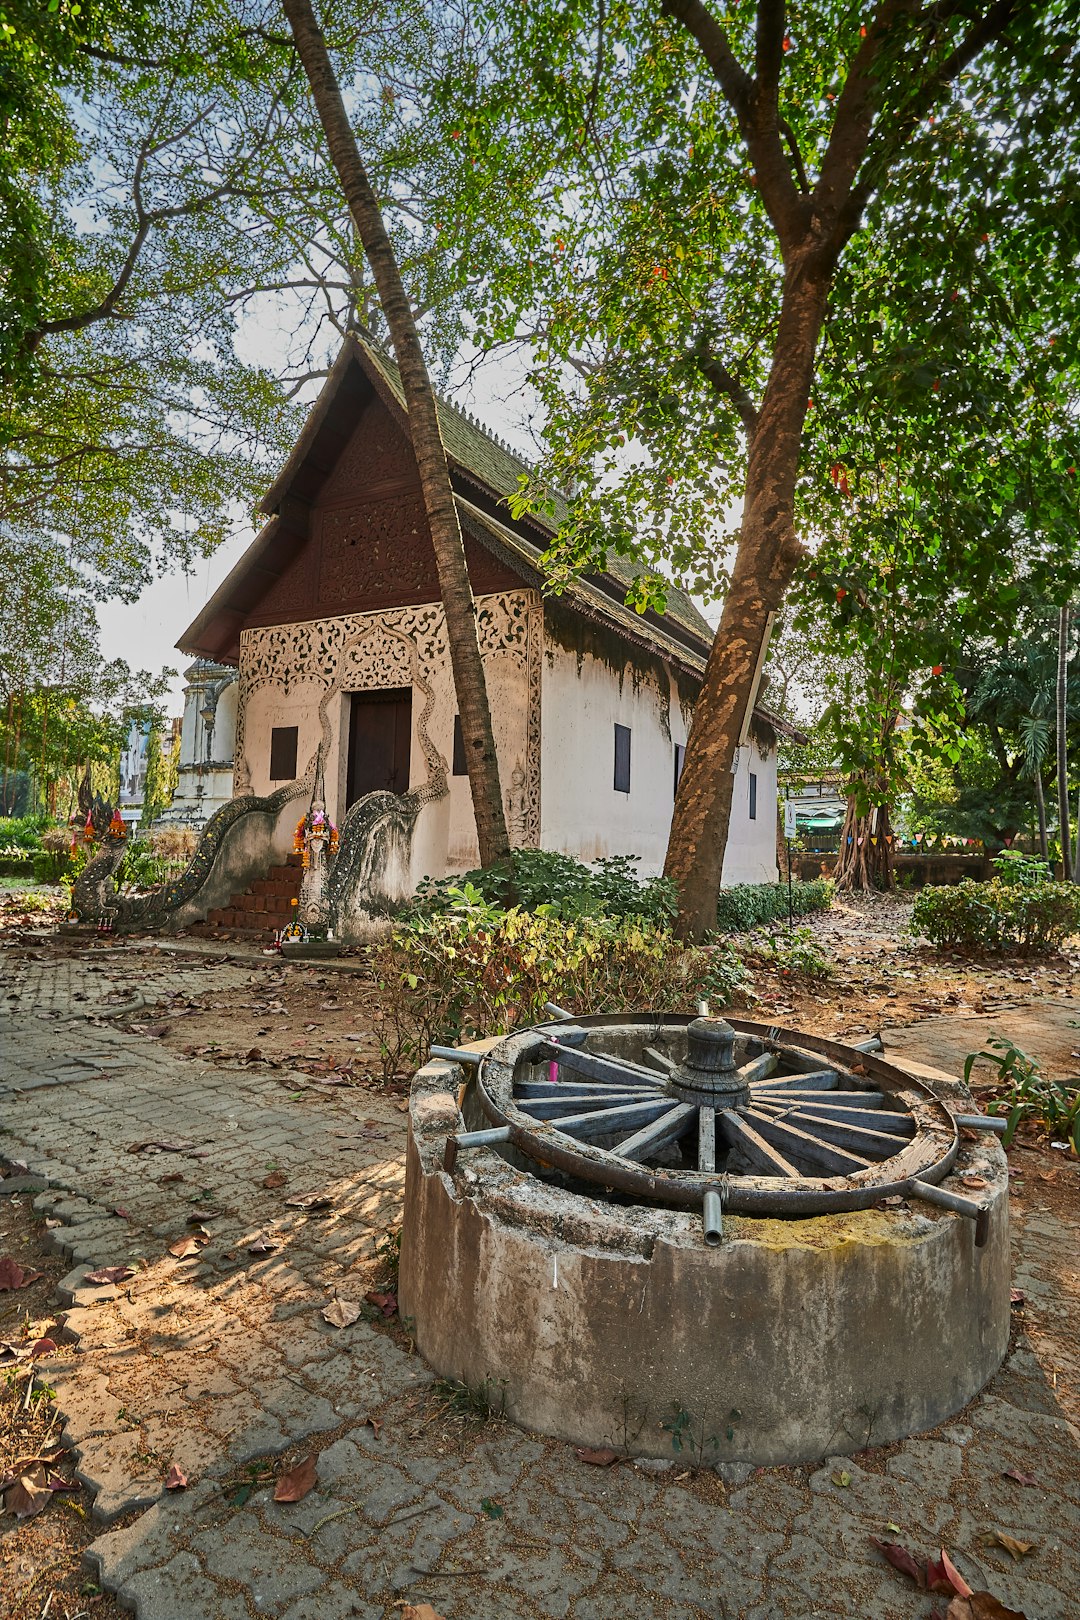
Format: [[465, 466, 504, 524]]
[[368, 900, 751, 1079], [713, 878, 834, 933], [32, 850, 72, 884], [991, 851, 1051, 887], [911, 878, 1080, 954], [412, 849, 677, 926], [964, 1036, 1080, 1153], [0, 814, 50, 852], [751, 926, 834, 980], [115, 836, 193, 891]]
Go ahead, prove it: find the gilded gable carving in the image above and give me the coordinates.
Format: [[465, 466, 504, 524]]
[[316, 495, 433, 607]]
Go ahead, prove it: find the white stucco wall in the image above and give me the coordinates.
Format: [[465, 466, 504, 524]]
[[539, 629, 778, 885]]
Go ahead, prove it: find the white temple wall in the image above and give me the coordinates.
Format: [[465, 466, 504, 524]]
[[539, 624, 778, 885]]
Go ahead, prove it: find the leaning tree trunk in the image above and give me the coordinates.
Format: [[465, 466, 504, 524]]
[[1056, 603, 1071, 880], [832, 797, 895, 892], [282, 0, 511, 869], [664, 269, 830, 938]]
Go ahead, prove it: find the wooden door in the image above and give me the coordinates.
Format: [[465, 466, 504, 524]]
[[346, 688, 412, 807]]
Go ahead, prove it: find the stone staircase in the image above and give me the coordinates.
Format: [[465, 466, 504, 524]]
[[185, 853, 304, 940]]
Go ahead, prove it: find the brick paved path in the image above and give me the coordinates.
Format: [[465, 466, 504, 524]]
[[1, 943, 1077, 1619]]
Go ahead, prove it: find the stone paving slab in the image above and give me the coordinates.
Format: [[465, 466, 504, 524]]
[[1, 945, 1077, 1619]]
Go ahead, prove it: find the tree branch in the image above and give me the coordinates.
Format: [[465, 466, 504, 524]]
[[694, 340, 760, 432], [658, 0, 753, 117], [661, 0, 808, 249]]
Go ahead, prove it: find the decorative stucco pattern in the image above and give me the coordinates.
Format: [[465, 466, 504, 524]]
[[236, 592, 542, 847]]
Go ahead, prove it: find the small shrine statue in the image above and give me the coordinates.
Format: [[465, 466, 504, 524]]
[[290, 755, 338, 938]]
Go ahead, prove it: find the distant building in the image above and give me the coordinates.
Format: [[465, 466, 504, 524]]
[[152, 659, 238, 829]]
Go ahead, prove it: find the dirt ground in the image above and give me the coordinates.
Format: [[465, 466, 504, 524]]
[[1, 883, 1078, 1616], [0, 1194, 128, 1620]]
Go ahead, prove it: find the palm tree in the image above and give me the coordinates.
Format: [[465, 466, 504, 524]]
[[971, 639, 1062, 865]]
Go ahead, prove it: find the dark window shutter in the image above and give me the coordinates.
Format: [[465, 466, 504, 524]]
[[269, 726, 299, 781], [452, 715, 468, 776], [673, 743, 686, 796], [749, 770, 758, 820], [614, 724, 631, 793]]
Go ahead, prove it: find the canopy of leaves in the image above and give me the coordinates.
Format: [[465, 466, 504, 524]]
[[407, 0, 1080, 612]]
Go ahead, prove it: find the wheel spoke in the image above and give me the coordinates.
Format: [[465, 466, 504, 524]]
[[767, 1109, 910, 1159], [642, 1045, 677, 1075], [748, 1087, 884, 1109], [743, 1109, 871, 1176], [517, 1078, 663, 1098], [752, 1069, 839, 1093], [549, 1097, 674, 1140], [538, 1043, 670, 1090], [698, 1106, 716, 1173], [617, 1101, 697, 1161], [518, 1092, 649, 1118], [736, 1052, 779, 1085], [753, 1101, 914, 1137], [718, 1110, 800, 1177]]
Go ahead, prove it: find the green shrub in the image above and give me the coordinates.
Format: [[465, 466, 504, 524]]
[[964, 1036, 1080, 1153], [32, 850, 72, 884], [713, 878, 834, 933], [911, 878, 1080, 953], [992, 851, 1052, 887], [0, 814, 50, 852], [368, 902, 751, 1079], [751, 926, 834, 980], [412, 848, 677, 926]]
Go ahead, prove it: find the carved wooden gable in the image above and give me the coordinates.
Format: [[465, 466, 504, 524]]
[[242, 391, 521, 633]]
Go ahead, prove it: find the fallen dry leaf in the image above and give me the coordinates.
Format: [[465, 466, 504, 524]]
[[1, 1461, 75, 1519], [164, 1464, 188, 1491], [262, 1171, 287, 1189], [2, 1466, 51, 1518], [273, 1453, 318, 1503], [168, 1231, 209, 1260], [1002, 1467, 1038, 1488], [0, 1257, 43, 1292], [29, 1337, 57, 1359], [84, 1265, 135, 1285], [399, 1607, 445, 1620], [322, 1298, 362, 1328], [364, 1290, 397, 1317], [285, 1190, 332, 1210], [111, 1206, 132, 1219], [927, 1549, 973, 1597], [575, 1446, 619, 1468], [869, 1535, 924, 1585], [365, 1416, 382, 1440], [1010, 1289, 1025, 1306], [985, 1531, 1037, 1561], [247, 1234, 278, 1255], [945, 1595, 1028, 1620]]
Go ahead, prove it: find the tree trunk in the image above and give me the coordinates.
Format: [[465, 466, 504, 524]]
[[1056, 603, 1071, 880], [1033, 769, 1049, 863], [832, 797, 895, 892], [281, 0, 511, 869], [664, 270, 829, 938]]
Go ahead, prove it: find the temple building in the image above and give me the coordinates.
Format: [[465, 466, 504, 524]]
[[177, 335, 789, 904]]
